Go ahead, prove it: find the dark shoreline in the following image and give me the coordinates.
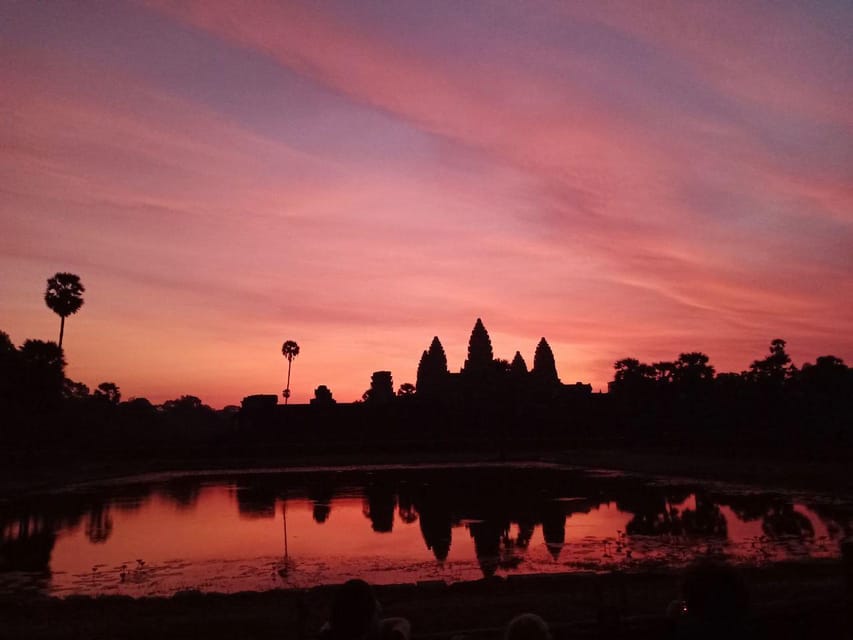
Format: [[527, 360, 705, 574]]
[[3, 445, 853, 501], [0, 561, 848, 639]]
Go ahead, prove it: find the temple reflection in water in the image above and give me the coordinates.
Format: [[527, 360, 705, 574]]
[[1, 466, 850, 595]]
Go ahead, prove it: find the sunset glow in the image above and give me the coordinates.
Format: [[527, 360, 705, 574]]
[[2, 1, 851, 406], [9, 474, 839, 597]]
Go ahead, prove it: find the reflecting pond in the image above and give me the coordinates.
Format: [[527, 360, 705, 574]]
[[1, 463, 851, 597]]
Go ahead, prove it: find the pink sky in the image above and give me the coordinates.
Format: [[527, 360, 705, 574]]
[[1, 1, 851, 406]]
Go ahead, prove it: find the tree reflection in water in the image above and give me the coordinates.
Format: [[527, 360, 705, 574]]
[[235, 484, 277, 519], [724, 494, 817, 538], [1, 466, 851, 589], [85, 505, 113, 544]]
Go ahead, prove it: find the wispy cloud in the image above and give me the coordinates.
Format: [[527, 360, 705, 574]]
[[1, 1, 851, 403]]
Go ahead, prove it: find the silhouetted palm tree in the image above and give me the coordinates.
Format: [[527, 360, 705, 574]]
[[44, 273, 85, 350], [281, 340, 300, 404]]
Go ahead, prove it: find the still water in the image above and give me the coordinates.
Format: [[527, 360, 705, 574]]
[[1, 463, 850, 597]]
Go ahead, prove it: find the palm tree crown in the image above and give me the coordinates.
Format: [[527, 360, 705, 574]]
[[45, 272, 85, 350], [281, 340, 300, 361]]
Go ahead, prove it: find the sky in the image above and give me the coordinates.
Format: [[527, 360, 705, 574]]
[[1, 0, 851, 407]]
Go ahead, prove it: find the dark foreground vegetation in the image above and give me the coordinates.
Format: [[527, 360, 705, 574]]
[[1, 318, 851, 474]]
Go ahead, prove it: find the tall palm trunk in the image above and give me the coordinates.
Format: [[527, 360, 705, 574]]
[[282, 500, 288, 559], [285, 358, 293, 405], [58, 315, 66, 350]]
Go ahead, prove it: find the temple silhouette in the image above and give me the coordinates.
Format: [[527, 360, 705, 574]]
[[242, 318, 591, 416], [238, 319, 595, 445], [413, 318, 591, 406]]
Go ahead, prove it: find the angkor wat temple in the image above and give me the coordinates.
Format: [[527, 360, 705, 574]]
[[243, 318, 591, 414], [413, 318, 592, 405], [239, 318, 594, 444]]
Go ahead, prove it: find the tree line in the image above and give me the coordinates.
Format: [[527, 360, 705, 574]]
[[606, 338, 852, 447], [610, 338, 849, 396], [2, 273, 851, 460], [0, 328, 231, 450]]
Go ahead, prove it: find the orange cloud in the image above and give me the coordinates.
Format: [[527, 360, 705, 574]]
[[1, 2, 851, 404]]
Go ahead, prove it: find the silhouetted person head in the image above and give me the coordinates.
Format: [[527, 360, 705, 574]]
[[841, 536, 853, 593], [680, 561, 749, 637], [328, 579, 382, 640], [504, 613, 551, 640]]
